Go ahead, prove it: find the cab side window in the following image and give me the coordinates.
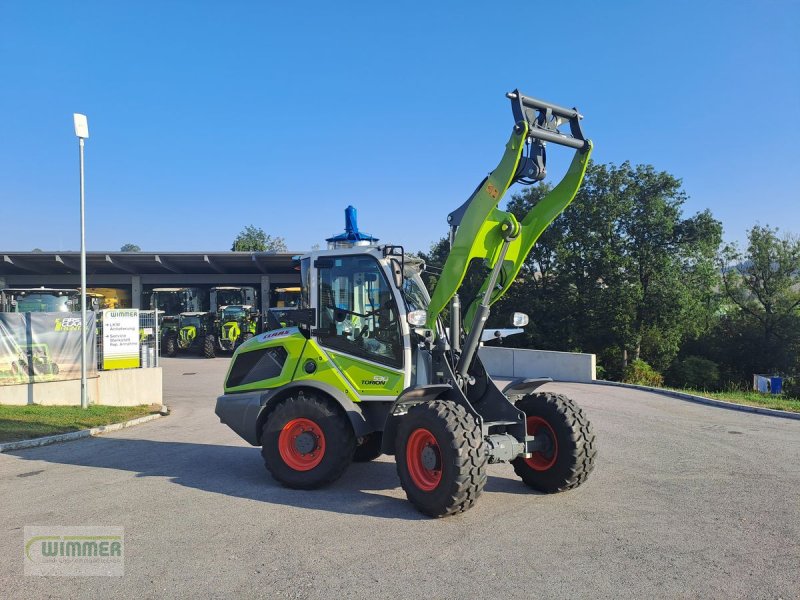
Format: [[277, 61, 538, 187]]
[[317, 256, 402, 368]]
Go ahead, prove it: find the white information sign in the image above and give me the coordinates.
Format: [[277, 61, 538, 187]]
[[102, 309, 140, 369]]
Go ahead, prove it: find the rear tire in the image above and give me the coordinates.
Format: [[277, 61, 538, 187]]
[[512, 392, 596, 493], [202, 335, 216, 358], [261, 393, 355, 489], [395, 400, 486, 517], [353, 432, 382, 462]]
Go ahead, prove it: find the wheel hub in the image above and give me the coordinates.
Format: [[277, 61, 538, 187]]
[[294, 431, 318, 454], [278, 418, 326, 471], [421, 445, 439, 470], [405, 428, 442, 491]]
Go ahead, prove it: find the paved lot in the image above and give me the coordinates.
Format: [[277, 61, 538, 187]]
[[1, 356, 799, 599]]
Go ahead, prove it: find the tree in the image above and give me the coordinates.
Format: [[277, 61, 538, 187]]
[[231, 225, 288, 252], [719, 225, 800, 377], [501, 161, 722, 378], [120, 243, 141, 252]]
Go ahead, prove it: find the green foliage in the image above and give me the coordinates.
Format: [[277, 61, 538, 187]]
[[718, 225, 800, 378], [231, 225, 287, 252], [782, 378, 800, 399], [120, 243, 141, 252], [665, 355, 720, 390], [497, 161, 722, 377], [623, 359, 664, 387]]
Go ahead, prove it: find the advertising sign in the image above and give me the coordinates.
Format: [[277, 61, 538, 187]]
[[0, 312, 97, 386], [102, 309, 140, 370]]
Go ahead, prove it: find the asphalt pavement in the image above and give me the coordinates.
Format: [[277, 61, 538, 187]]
[[1, 356, 798, 599]]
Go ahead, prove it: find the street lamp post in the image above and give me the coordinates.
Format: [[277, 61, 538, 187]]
[[73, 114, 89, 409]]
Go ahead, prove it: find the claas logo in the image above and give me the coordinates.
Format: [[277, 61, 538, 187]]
[[55, 318, 83, 331]]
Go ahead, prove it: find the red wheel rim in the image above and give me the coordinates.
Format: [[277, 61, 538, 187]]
[[278, 418, 326, 471], [525, 416, 558, 471], [406, 428, 442, 491]]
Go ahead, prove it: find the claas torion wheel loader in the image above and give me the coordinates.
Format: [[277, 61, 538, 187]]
[[215, 90, 597, 517]]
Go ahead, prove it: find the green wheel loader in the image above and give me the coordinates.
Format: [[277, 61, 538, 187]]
[[216, 90, 597, 517]]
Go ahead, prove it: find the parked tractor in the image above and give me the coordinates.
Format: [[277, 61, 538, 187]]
[[150, 287, 205, 357], [211, 287, 260, 352], [215, 90, 597, 517], [176, 312, 217, 358]]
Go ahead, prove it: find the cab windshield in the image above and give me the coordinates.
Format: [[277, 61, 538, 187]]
[[12, 293, 78, 313], [180, 315, 202, 328], [221, 306, 246, 321]]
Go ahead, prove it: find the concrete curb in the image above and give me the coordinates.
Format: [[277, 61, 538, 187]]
[[0, 412, 166, 453], [591, 380, 800, 421]]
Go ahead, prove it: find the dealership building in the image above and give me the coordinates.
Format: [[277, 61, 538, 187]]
[[0, 251, 301, 315]]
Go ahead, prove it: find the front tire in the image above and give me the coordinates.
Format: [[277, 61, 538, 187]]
[[162, 335, 177, 357], [511, 392, 597, 493], [395, 401, 486, 517], [236, 331, 254, 349], [261, 393, 356, 489]]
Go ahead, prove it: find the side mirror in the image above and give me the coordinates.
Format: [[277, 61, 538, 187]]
[[512, 312, 529, 327], [407, 310, 427, 327]]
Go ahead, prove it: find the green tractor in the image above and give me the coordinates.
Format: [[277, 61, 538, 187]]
[[150, 287, 205, 357], [211, 287, 260, 352], [21, 343, 59, 377], [215, 90, 597, 517], [176, 312, 217, 358]]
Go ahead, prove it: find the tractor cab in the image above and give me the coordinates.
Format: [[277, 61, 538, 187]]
[[298, 244, 415, 395]]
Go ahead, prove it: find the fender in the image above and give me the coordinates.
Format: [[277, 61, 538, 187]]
[[501, 377, 552, 397], [380, 384, 474, 455], [255, 379, 372, 444]]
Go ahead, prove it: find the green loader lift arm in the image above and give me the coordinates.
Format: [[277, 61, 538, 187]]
[[425, 90, 593, 380]]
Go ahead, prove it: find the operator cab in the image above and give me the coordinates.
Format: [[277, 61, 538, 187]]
[[295, 243, 433, 394]]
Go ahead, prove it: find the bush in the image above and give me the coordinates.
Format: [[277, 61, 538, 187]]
[[665, 355, 720, 390], [782, 377, 800, 399], [623, 359, 664, 387]]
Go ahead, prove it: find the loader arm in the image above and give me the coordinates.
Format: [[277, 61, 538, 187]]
[[426, 90, 593, 340]]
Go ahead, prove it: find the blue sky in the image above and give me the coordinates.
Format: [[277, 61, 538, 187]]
[[1, 1, 798, 254]]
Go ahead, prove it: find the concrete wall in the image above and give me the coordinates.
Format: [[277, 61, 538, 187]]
[[479, 347, 596, 383], [0, 368, 162, 406]]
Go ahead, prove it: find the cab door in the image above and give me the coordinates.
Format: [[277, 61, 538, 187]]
[[314, 254, 407, 398]]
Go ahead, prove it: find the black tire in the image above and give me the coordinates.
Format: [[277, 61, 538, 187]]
[[512, 392, 596, 493], [353, 432, 383, 462], [162, 335, 177, 357], [202, 335, 216, 358], [236, 331, 254, 349], [261, 392, 356, 489], [395, 400, 487, 517]]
